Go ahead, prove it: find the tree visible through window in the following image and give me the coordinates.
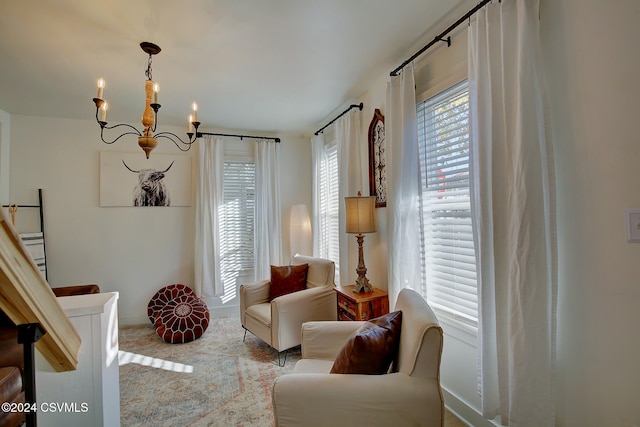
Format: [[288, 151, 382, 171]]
[[417, 80, 478, 328]]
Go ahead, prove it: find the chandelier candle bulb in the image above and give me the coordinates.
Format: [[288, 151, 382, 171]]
[[188, 115, 193, 133], [97, 78, 105, 99], [101, 102, 108, 122], [192, 102, 198, 122], [153, 83, 159, 104]]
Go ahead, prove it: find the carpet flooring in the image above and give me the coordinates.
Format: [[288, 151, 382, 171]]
[[119, 316, 300, 427], [119, 316, 466, 427]]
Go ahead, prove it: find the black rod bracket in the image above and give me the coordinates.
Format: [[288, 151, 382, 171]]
[[437, 36, 451, 47]]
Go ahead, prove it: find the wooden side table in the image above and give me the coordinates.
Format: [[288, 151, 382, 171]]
[[335, 285, 389, 321]]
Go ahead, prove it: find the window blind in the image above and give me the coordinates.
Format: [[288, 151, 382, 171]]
[[220, 161, 256, 285], [318, 141, 340, 283], [417, 80, 478, 327]]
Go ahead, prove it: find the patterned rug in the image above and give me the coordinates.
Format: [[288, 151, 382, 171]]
[[118, 316, 300, 427]]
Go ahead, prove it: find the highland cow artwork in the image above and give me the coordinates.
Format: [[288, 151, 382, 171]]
[[122, 160, 174, 206], [100, 152, 192, 207]]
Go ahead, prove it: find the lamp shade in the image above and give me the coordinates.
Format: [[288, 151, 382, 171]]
[[345, 195, 376, 234]]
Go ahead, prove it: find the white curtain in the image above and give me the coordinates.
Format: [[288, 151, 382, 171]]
[[311, 133, 327, 258], [336, 109, 364, 286], [195, 136, 224, 297], [469, 0, 557, 425], [386, 64, 422, 304], [254, 140, 281, 278]]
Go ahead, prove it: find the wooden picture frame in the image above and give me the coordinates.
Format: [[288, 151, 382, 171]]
[[368, 109, 386, 207]]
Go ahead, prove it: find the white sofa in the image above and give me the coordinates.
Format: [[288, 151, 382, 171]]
[[272, 287, 444, 427], [239, 255, 337, 358]]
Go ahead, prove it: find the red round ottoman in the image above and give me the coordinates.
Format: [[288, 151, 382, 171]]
[[153, 293, 210, 344], [147, 284, 196, 323]]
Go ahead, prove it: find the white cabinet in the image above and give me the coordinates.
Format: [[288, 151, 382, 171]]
[[35, 292, 120, 427]]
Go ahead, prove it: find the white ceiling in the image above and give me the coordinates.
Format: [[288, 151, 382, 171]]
[[0, 0, 470, 136]]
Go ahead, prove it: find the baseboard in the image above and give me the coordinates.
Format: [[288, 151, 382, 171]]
[[119, 314, 149, 326], [208, 304, 239, 318], [443, 387, 499, 427]]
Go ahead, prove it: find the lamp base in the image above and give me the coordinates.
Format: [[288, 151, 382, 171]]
[[353, 276, 373, 293], [353, 234, 373, 293]]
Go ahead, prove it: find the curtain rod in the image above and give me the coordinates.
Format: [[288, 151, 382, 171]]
[[390, 0, 493, 76], [314, 102, 363, 136], [197, 132, 280, 143]]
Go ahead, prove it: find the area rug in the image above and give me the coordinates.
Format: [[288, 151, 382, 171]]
[[118, 316, 300, 427]]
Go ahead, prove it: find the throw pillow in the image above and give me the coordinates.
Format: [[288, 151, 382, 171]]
[[268, 263, 309, 302], [330, 310, 403, 375]]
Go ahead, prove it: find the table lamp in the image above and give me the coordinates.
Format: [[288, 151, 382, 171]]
[[345, 191, 377, 293]]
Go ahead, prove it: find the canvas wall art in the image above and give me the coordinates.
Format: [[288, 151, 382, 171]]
[[100, 152, 192, 207]]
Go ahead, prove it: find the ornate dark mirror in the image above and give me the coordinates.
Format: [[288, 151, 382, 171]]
[[368, 109, 386, 207]]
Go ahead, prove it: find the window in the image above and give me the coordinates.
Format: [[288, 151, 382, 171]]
[[318, 140, 340, 284], [417, 80, 478, 328], [220, 160, 255, 299]]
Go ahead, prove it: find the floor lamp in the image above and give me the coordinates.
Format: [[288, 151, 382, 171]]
[[345, 192, 377, 293], [289, 204, 311, 256]]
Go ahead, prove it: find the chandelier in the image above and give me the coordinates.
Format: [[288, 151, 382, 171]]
[[92, 42, 200, 158]]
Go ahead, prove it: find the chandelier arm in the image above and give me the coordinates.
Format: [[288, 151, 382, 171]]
[[100, 128, 143, 145], [154, 132, 198, 150], [101, 122, 142, 134]]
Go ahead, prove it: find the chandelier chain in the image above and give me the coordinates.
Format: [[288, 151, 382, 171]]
[[145, 54, 153, 80]]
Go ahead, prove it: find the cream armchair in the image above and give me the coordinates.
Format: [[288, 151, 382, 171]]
[[272, 288, 444, 427], [240, 255, 336, 363]]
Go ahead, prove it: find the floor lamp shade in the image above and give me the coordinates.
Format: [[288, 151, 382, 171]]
[[289, 204, 312, 256], [345, 195, 376, 234]]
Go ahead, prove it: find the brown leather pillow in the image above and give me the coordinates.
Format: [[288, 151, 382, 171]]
[[330, 310, 403, 375], [269, 263, 309, 302]]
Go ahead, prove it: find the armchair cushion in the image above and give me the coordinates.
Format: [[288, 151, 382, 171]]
[[330, 311, 402, 375], [269, 263, 309, 302]]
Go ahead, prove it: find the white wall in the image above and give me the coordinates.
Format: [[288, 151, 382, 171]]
[[541, 0, 640, 425], [8, 114, 310, 324]]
